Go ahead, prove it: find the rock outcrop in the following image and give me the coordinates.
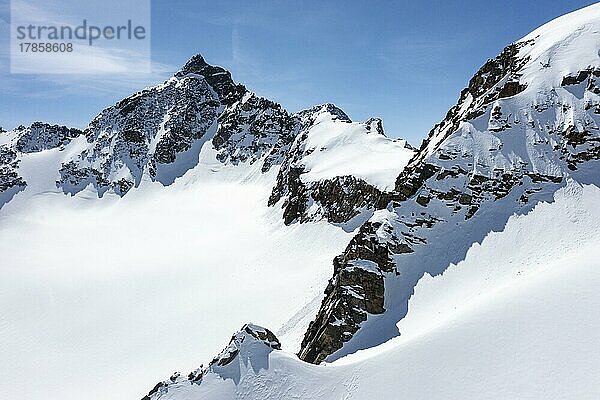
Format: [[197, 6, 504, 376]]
[[141, 324, 281, 400]]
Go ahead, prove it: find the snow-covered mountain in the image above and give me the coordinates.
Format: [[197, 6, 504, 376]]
[[0, 46, 413, 400], [0, 55, 413, 223], [141, 181, 600, 400], [133, 3, 600, 400], [2, 3, 600, 400]]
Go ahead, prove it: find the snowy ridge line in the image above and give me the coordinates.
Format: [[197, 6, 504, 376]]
[[2, 4, 600, 400], [0, 56, 414, 226]]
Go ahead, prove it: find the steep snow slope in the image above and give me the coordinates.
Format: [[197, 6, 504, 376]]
[[141, 181, 600, 400], [299, 2, 600, 363]]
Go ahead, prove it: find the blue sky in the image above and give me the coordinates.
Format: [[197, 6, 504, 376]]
[[0, 0, 597, 144]]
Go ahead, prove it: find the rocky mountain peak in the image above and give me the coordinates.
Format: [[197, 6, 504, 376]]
[[296, 103, 352, 125], [175, 53, 246, 105], [0, 53, 413, 232]]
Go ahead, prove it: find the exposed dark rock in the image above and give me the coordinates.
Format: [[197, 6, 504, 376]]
[[458, 193, 472, 205], [122, 129, 145, 143], [411, 40, 534, 165], [295, 103, 351, 124], [297, 38, 600, 366], [497, 81, 527, 98], [560, 68, 600, 86], [365, 118, 385, 135], [299, 217, 410, 364], [175, 54, 246, 105], [213, 94, 298, 172], [298, 259, 384, 364], [0, 146, 27, 202], [141, 382, 167, 400], [273, 173, 390, 225], [395, 162, 439, 198], [15, 122, 84, 153], [267, 105, 401, 225], [561, 126, 590, 147], [416, 195, 430, 206]]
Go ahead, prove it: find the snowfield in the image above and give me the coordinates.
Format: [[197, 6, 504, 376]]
[[0, 144, 353, 400], [298, 110, 414, 191], [153, 181, 600, 400]]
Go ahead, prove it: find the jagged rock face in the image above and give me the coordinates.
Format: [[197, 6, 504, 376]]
[[295, 103, 352, 124], [213, 94, 298, 173], [299, 213, 417, 363], [270, 172, 389, 225], [298, 258, 384, 364], [14, 122, 84, 153], [407, 41, 532, 172], [309, 176, 389, 223], [210, 323, 281, 367], [0, 145, 27, 206], [57, 73, 224, 195], [175, 54, 246, 105], [0, 56, 412, 231], [141, 324, 281, 400], [54, 54, 301, 197], [300, 23, 600, 363]]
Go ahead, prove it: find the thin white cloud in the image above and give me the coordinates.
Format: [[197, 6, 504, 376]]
[[9, 0, 152, 74], [1, 0, 175, 96], [3, 60, 175, 97]]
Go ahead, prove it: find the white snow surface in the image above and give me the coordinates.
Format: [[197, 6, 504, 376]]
[[151, 181, 600, 400], [0, 141, 353, 400], [137, 5, 600, 398], [298, 110, 414, 191]]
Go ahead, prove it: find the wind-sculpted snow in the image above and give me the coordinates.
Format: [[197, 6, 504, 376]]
[[300, 2, 600, 363]]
